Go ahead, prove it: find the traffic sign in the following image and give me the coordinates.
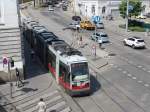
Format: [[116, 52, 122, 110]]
[[3, 57, 8, 65], [128, 5, 133, 12], [92, 16, 101, 23], [2, 57, 8, 73]]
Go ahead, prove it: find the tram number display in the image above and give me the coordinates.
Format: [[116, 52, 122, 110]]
[[71, 63, 87, 68]]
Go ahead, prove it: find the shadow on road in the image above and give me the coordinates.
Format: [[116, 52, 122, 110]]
[[0, 105, 7, 112], [90, 75, 101, 94], [24, 36, 48, 79]]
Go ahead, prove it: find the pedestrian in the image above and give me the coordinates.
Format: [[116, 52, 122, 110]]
[[92, 44, 96, 57], [79, 36, 82, 47], [36, 98, 46, 112], [98, 40, 102, 49], [15, 68, 23, 87], [30, 49, 35, 60], [77, 37, 80, 46]]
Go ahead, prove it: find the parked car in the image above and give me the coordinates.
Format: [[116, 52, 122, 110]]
[[106, 14, 113, 20], [68, 21, 80, 30], [136, 15, 146, 19], [95, 22, 104, 29], [123, 36, 145, 48], [145, 13, 150, 18], [62, 5, 67, 11], [80, 20, 95, 30], [72, 16, 81, 21], [48, 5, 54, 11], [91, 32, 109, 43]]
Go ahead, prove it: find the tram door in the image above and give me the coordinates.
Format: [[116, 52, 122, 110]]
[[59, 61, 70, 89]]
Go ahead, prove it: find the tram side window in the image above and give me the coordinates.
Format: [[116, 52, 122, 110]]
[[59, 61, 70, 82], [47, 50, 56, 69]]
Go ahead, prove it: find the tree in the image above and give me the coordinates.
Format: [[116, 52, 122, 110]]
[[119, 0, 143, 18]]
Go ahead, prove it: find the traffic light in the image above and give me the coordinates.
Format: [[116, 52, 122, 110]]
[[10, 58, 14, 67]]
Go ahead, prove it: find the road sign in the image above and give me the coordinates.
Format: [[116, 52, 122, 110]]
[[128, 5, 133, 12], [3, 57, 8, 65], [2, 57, 8, 73], [92, 16, 101, 23]]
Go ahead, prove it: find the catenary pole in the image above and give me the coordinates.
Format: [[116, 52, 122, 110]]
[[126, 0, 129, 32]]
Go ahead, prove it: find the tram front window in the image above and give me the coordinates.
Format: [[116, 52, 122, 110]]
[[71, 62, 89, 81]]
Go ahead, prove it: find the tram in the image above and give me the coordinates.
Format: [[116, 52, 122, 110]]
[[23, 20, 91, 96]]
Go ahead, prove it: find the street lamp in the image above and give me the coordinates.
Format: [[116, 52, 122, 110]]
[[126, 0, 129, 32]]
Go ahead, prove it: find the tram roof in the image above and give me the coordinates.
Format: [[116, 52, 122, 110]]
[[48, 40, 87, 64]]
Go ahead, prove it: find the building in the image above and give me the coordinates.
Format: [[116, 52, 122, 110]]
[[0, 0, 24, 82], [72, 0, 150, 19]]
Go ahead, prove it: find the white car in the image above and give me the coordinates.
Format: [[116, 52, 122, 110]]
[[136, 15, 146, 19], [123, 37, 145, 48], [68, 21, 80, 30], [48, 5, 54, 11]]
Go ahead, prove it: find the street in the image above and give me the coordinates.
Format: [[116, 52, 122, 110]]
[[19, 5, 150, 112]]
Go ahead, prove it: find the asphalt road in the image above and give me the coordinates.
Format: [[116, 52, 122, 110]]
[[23, 6, 150, 112]]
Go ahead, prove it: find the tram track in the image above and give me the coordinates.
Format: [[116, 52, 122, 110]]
[[89, 65, 146, 112]]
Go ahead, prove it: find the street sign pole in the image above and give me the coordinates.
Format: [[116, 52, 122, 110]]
[[8, 58, 13, 98], [126, 0, 129, 32]]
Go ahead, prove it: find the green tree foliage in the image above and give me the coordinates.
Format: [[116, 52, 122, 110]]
[[119, 0, 143, 18]]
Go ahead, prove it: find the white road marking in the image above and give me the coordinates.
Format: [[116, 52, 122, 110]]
[[138, 66, 142, 68], [144, 84, 149, 87], [118, 68, 122, 71], [132, 77, 136, 80], [127, 74, 132, 77], [138, 80, 143, 83], [123, 71, 127, 74], [109, 63, 114, 66], [142, 68, 146, 71]]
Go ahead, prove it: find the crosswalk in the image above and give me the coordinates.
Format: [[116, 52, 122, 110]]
[[6, 88, 72, 112]]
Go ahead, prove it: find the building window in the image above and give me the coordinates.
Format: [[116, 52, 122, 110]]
[[102, 6, 106, 14], [91, 5, 95, 15]]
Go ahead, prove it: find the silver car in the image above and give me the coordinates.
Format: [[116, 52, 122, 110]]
[[91, 32, 109, 43], [96, 22, 104, 29]]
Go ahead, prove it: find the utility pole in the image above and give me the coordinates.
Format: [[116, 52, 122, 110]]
[[8, 58, 13, 98], [126, 0, 129, 32]]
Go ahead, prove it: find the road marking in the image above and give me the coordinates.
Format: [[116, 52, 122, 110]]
[[109, 63, 114, 66], [127, 74, 132, 77], [138, 80, 143, 83], [113, 65, 118, 68], [123, 71, 127, 74], [132, 77, 136, 80], [128, 61, 133, 64], [144, 84, 149, 87], [118, 68, 122, 71], [142, 68, 146, 71], [138, 65, 142, 68]]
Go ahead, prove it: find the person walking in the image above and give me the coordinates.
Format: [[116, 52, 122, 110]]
[[16, 68, 23, 87], [98, 40, 102, 49], [92, 44, 96, 57], [36, 98, 46, 112], [79, 36, 82, 47]]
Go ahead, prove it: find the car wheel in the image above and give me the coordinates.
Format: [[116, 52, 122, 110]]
[[123, 41, 127, 46], [132, 45, 135, 49]]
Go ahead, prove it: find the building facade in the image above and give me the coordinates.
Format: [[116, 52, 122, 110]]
[[0, 0, 24, 82], [73, 0, 150, 18]]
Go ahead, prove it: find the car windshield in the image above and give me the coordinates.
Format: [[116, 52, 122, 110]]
[[138, 40, 144, 42], [101, 34, 107, 37]]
